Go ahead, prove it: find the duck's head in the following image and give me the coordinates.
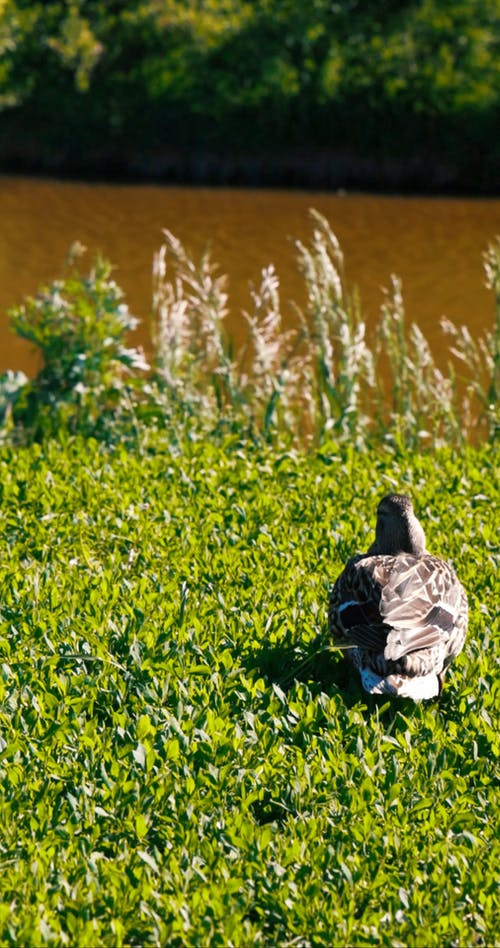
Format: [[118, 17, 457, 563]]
[[369, 494, 426, 555]]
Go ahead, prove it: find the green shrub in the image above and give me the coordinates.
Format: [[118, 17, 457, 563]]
[[6, 244, 148, 440], [1, 1, 499, 186]]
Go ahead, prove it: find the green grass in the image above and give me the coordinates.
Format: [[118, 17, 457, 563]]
[[0, 433, 497, 946]]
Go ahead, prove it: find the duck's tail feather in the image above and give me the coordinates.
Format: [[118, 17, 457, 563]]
[[360, 666, 440, 699]]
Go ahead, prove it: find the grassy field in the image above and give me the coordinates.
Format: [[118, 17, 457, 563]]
[[0, 433, 497, 946]]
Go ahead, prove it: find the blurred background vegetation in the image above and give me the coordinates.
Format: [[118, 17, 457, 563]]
[[0, 0, 499, 190]]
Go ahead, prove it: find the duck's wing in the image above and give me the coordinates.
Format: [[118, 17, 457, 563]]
[[329, 553, 467, 662], [328, 554, 390, 651], [380, 554, 468, 662]]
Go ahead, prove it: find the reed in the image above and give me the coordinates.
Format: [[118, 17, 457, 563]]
[[293, 210, 374, 444], [2, 213, 498, 447], [151, 230, 236, 422], [149, 211, 499, 447], [440, 238, 500, 443], [376, 275, 466, 448], [241, 264, 305, 438]]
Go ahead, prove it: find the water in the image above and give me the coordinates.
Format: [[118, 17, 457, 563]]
[[1, 175, 499, 376]]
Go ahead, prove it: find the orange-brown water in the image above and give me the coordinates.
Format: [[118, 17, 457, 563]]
[[1, 175, 499, 376]]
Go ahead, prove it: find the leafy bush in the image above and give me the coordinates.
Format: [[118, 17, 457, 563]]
[[5, 244, 148, 439], [1, 0, 499, 187]]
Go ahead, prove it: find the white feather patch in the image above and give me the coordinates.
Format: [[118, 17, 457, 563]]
[[360, 667, 440, 700]]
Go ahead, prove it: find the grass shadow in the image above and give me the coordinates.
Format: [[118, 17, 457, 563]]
[[242, 632, 367, 708], [242, 632, 446, 723]]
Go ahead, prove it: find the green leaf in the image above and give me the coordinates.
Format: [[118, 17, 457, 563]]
[[135, 814, 148, 839]]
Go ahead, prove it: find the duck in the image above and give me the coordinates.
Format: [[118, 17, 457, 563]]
[[328, 494, 468, 699]]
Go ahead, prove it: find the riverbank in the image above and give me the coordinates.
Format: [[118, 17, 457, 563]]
[[3, 213, 498, 446], [0, 124, 497, 195], [2, 179, 499, 392]]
